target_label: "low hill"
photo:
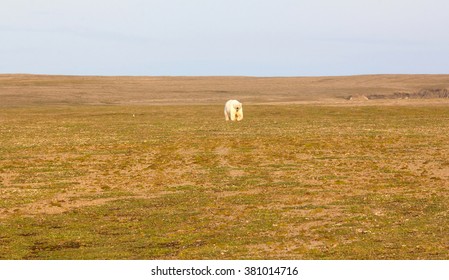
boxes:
[1,74,449,106]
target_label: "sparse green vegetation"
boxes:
[1,105,449,259]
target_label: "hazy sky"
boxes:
[1,0,449,76]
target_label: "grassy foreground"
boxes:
[1,105,448,259]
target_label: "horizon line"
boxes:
[2,72,449,78]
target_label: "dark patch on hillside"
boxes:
[367,88,449,100]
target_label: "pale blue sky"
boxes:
[1,0,449,76]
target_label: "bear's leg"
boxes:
[230,109,236,121]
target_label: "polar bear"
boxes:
[224,99,243,121]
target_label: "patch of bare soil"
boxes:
[347,95,369,101]
[19,195,132,216]
[1,186,179,218]
[407,160,449,181]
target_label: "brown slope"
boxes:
[1,74,449,107]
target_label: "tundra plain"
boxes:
[1,74,449,259]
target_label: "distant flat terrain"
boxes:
[1,74,449,107]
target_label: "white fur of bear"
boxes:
[224,100,243,121]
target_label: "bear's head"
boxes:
[233,103,242,112]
